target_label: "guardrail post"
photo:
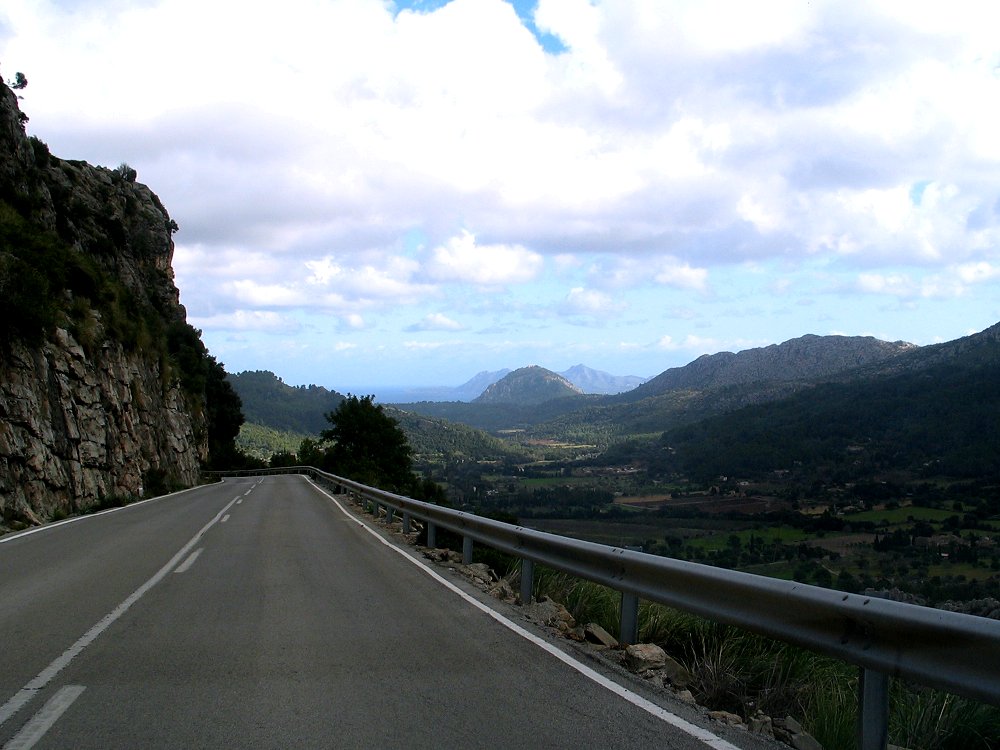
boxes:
[462,535,473,564]
[386,506,395,524]
[519,558,534,605]
[426,521,437,549]
[402,512,411,534]
[620,591,639,645]
[858,668,889,750]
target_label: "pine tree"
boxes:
[320,395,413,491]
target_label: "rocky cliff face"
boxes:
[0,79,211,528]
[0,329,205,525]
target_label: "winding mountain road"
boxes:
[0,475,780,749]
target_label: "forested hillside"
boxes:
[227,370,344,434]
[643,323,1000,482]
[387,408,535,466]
[229,369,536,466]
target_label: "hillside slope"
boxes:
[620,334,914,402]
[647,321,1000,480]
[228,370,344,435]
[388,408,535,464]
[474,365,583,405]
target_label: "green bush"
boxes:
[29,136,50,168]
[0,251,54,346]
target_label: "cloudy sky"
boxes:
[3,1,999,392]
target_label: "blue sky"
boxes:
[3,0,1000,391]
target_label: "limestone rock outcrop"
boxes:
[0,76,212,528]
[0,328,204,525]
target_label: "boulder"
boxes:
[749,711,775,739]
[487,579,517,603]
[466,563,497,583]
[708,710,745,728]
[583,623,619,648]
[525,597,576,630]
[776,717,824,750]
[659,654,691,687]
[624,643,667,671]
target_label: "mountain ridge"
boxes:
[618,334,915,403]
[646,322,1000,480]
[375,364,643,403]
[393,332,930,437]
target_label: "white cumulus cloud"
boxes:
[425,230,543,286]
[406,313,465,332]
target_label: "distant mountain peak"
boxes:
[559,364,646,395]
[458,368,512,399]
[473,365,583,405]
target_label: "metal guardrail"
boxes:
[209,466,1000,750]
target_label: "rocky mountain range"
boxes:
[373,364,643,403]
[389,332,928,435]
[226,320,1000,479]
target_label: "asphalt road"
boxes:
[0,475,781,749]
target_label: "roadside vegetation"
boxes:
[523,570,1000,750]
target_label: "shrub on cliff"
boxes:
[166,320,244,468]
[0,195,245,468]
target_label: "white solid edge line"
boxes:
[0,482,217,546]
[305,476,741,750]
[0,496,240,728]
[3,685,86,750]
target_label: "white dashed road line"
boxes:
[3,685,85,750]
[0,496,239,729]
